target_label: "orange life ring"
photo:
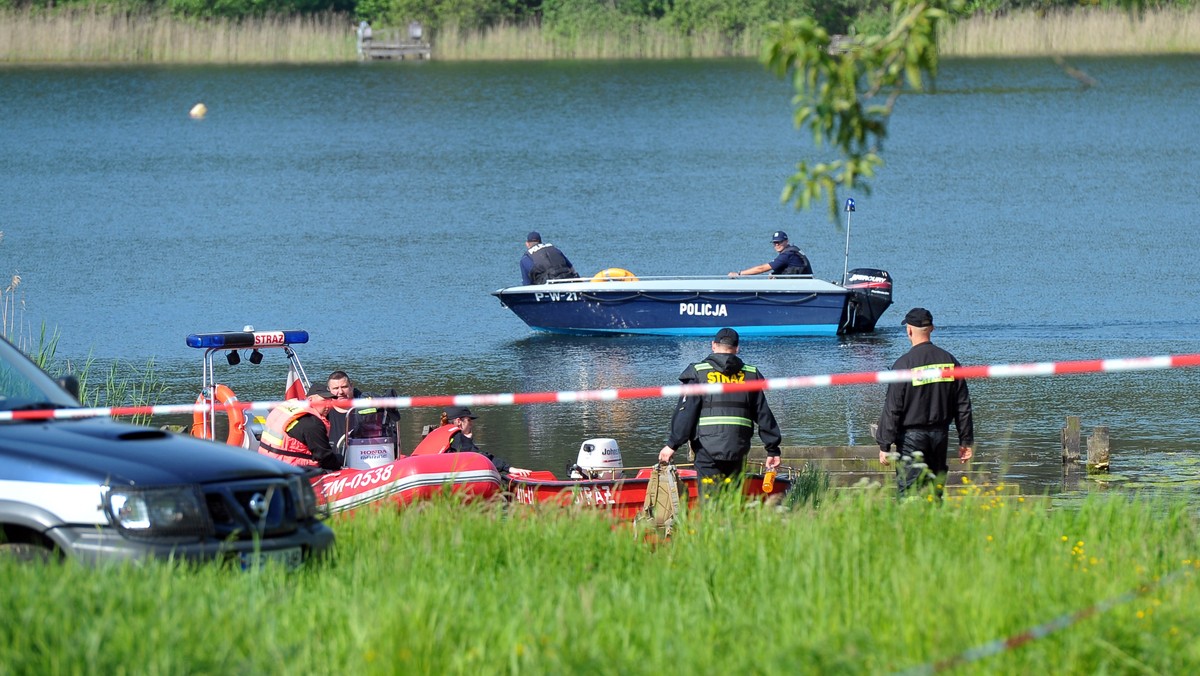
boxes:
[191,384,247,447]
[591,267,638,282]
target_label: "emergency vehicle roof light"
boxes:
[186,330,309,350]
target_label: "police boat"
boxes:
[492,267,892,337]
[186,328,503,514]
[494,200,891,337]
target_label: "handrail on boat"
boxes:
[539,274,815,284]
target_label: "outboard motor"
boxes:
[567,438,623,480]
[841,268,894,333]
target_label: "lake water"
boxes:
[3,57,1199,495]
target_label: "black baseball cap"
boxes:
[526,231,541,243]
[307,386,334,399]
[713,327,740,346]
[901,307,934,327]
[771,231,788,243]
[445,406,478,420]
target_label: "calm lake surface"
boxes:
[3,57,1199,495]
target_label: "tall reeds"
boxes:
[7,7,1197,63]
[0,233,164,419]
[0,8,356,63]
[941,8,1200,56]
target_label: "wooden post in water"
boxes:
[1087,426,1110,473]
[1061,416,1081,463]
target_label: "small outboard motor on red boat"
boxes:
[841,268,894,333]
[567,438,623,480]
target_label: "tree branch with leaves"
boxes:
[761,0,965,221]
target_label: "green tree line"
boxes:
[5,0,1195,36]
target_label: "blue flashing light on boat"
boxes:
[186,330,309,349]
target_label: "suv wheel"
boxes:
[0,543,57,563]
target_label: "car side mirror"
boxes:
[56,375,81,401]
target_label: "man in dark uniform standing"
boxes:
[728,230,812,278]
[520,231,579,285]
[875,307,975,497]
[658,328,783,482]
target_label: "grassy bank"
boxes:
[2,490,1197,673]
[2,7,1199,63]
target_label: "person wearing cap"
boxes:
[658,327,783,483]
[875,307,975,497]
[438,406,532,477]
[520,231,579,286]
[258,386,341,471]
[728,230,812,279]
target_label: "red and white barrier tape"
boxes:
[6,352,1200,422]
[894,565,1195,675]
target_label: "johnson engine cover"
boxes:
[569,438,623,480]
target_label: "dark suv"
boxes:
[0,337,333,565]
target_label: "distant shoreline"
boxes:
[2,8,1198,64]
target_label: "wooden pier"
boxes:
[362,39,431,60]
[359,22,431,61]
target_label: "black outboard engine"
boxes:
[840,268,893,333]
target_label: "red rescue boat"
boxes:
[186,328,503,515]
[506,438,790,518]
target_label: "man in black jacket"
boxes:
[658,328,783,481]
[520,231,579,285]
[876,307,975,497]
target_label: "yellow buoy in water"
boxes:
[189,103,207,119]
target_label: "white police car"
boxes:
[0,336,333,565]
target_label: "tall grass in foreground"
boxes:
[1,491,1197,673]
[4,7,1199,63]
[941,8,1200,56]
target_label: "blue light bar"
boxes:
[186,330,309,349]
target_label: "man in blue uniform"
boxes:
[658,328,783,481]
[875,307,975,497]
[728,230,812,278]
[520,231,579,285]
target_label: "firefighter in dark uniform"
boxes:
[658,328,783,482]
[520,231,579,285]
[875,307,975,497]
[728,230,812,278]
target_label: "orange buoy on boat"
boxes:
[191,384,246,447]
[591,267,638,282]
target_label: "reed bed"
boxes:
[2,488,1197,673]
[7,7,1197,63]
[941,7,1200,56]
[0,8,355,63]
[434,21,766,61]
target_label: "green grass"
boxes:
[2,490,1197,673]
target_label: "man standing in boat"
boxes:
[520,231,579,285]
[727,230,812,278]
[875,307,975,498]
[658,328,782,482]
